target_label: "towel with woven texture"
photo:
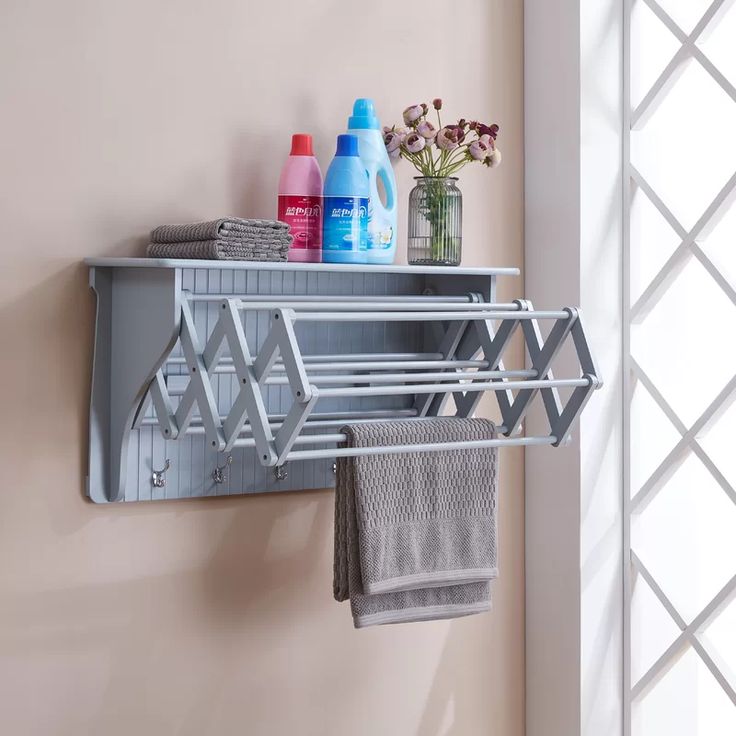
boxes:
[333,418,499,628]
[147,217,292,261]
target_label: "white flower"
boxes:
[479,133,493,147]
[469,140,490,161]
[416,120,437,139]
[488,148,502,168]
[404,133,426,153]
[436,126,460,151]
[403,104,424,125]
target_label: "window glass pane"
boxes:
[630,0,681,110]
[630,62,736,231]
[632,454,736,620]
[696,3,736,88]
[628,187,681,307]
[634,648,736,736]
[630,571,682,684]
[629,379,681,497]
[698,201,736,289]
[701,597,736,685]
[655,0,713,34]
[630,258,736,426]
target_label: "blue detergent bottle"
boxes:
[347,98,398,265]
[322,134,369,264]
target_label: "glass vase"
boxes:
[407,177,462,266]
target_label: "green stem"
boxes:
[437,147,468,176]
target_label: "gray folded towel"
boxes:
[334,418,499,628]
[151,217,290,243]
[147,239,291,261]
[147,217,293,261]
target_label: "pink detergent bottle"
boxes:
[278,133,323,262]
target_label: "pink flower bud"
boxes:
[436,126,460,151]
[404,133,426,153]
[384,131,402,152]
[402,104,424,125]
[433,98,442,110]
[469,140,490,161]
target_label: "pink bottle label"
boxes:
[278,195,322,250]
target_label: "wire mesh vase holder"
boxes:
[86,259,601,503]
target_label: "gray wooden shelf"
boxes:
[86,258,599,504]
[84,257,521,278]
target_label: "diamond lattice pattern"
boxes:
[627,0,736,732]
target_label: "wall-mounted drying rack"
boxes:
[85,258,601,503]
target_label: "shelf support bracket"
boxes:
[87,266,181,503]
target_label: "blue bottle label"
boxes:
[323,196,369,251]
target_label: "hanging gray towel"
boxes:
[150,217,290,243]
[334,418,499,628]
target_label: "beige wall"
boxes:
[0,1,524,734]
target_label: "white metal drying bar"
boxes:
[316,377,591,399]
[140,407,421,428]
[232,300,524,312]
[165,356,491,372]
[188,293,476,301]
[187,292,502,305]
[286,435,561,462]
[245,368,538,385]
[166,416,510,440]
[162,368,540,394]
[281,309,571,322]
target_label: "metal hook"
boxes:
[152,459,171,488]
[332,462,337,476]
[213,454,233,485]
[274,464,288,482]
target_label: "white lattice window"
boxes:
[626,0,736,733]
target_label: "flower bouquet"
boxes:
[384,99,501,265]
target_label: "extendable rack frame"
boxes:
[86,258,601,503]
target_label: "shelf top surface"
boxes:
[84,257,520,278]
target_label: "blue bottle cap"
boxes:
[348,98,380,130]
[335,134,360,157]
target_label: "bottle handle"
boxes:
[372,167,395,212]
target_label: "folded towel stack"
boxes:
[334,418,499,628]
[146,217,293,261]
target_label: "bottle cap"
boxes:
[290,133,314,156]
[335,134,360,157]
[348,98,380,130]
